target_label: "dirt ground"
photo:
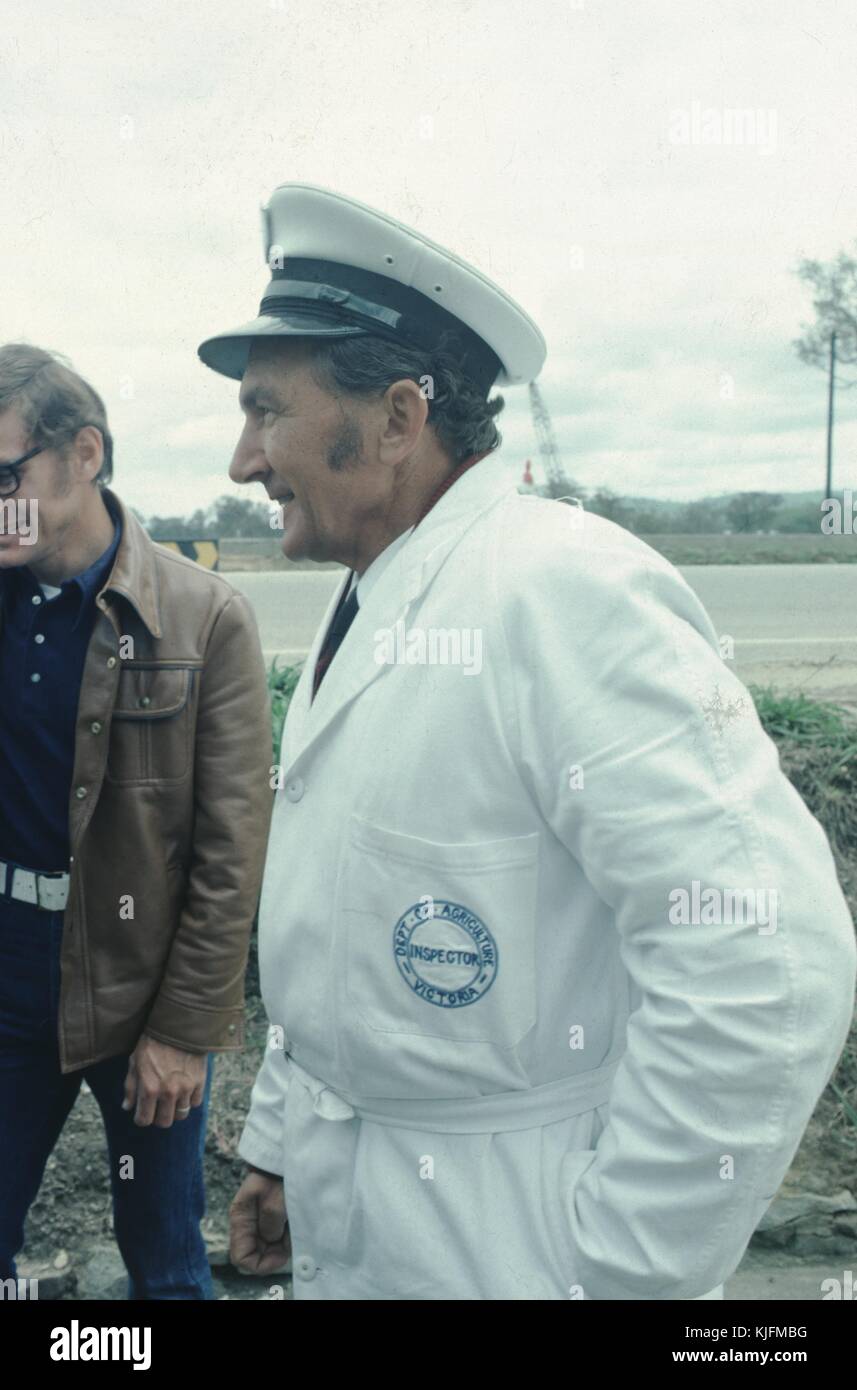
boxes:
[21,987,269,1278]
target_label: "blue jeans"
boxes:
[0,896,214,1300]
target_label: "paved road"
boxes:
[228,563,857,696]
[229,570,342,662]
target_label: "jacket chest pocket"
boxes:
[342,815,540,1046]
[105,665,195,786]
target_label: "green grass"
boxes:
[267,658,303,757]
[750,684,857,866]
[750,685,857,744]
[752,688,856,1175]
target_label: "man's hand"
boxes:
[123,1035,208,1128]
[229,1169,291,1275]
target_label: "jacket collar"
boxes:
[99,487,162,639]
[0,487,162,641]
[281,457,515,774]
[1,510,120,631]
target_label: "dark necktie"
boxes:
[312,582,359,698]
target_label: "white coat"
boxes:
[239,460,856,1300]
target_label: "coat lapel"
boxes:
[280,461,515,777]
[277,569,350,768]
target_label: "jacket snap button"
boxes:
[75,787,87,799]
[107,656,117,669]
[138,696,151,708]
[227,1023,236,1034]
[286,778,304,802]
[90,721,102,735]
[295,1255,316,1281]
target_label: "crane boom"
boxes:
[528,382,574,498]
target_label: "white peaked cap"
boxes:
[197,183,546,393]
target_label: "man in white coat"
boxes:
[199,184,856,1301]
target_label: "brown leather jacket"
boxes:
[0,488,274,1073]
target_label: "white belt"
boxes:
[0,860,70,911]
[285,1053,619,1134]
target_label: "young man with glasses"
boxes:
[0,343,273,1299]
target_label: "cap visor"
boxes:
[197,312,367,379]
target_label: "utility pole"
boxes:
[825,330,836,498]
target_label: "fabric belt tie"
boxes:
[284,1053,619,1134]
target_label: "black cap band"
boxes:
[260,258,503,396]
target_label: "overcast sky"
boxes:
[2,0,857,514]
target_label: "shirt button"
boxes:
[285,778,304,802]
[90,721,103,735]
[75,787,87,799]
[294,1255,317,1282]
[31,595,42,606]
[34,633,45,645]
[30,672,41,683]
[107,656,117,669]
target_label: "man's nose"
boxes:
[229,424,267,486]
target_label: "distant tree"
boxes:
[143,497,272,539]
[209,496,272,537]
[146,508,207,539]
[679,498,727,533]
[794,245,857,494]
[623,506,664,534]
[794,245,857,383]
[725,492,783,533]
[586,488,629,525]
[544,476,587,503]
[772,499,826,533]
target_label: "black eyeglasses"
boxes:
[0,445,45,498]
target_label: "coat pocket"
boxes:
[105,665,194,786]
[342,814,540,1047]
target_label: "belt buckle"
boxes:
[37,874,70,912]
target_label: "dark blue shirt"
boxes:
[0,509,122,872]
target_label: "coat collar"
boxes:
[0,487,162,641]
[99,487,162,639]
[280,457,515,775]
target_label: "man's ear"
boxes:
[378,378,429,466]
[70,425,104,483]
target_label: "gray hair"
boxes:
[307,333,505,465]
[0,343,113,484]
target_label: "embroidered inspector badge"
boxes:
[393,898,498,1007]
